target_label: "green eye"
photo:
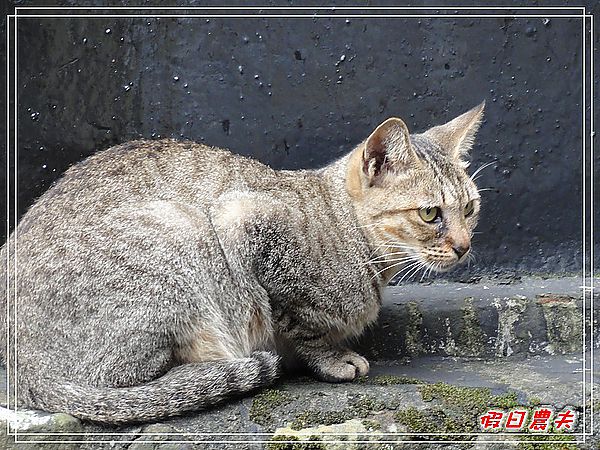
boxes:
[464,200,475,217]
[419,207,440,223]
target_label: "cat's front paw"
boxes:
[314,352,370,382]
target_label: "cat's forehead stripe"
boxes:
[411,135,468,206]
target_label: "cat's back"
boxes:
[16,139,277,234]
[51,139,273,203]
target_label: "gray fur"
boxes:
[0,105,484,423]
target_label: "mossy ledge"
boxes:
[290,395,386,430]
[266,434,326,450]
[354,374,422,385]
[249,389,295,427]
[394,382,521,440]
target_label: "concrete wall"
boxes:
[3,2,599,277]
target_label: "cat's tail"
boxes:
[30,351,280,424]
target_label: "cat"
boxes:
[0,102,484,423]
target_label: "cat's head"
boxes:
[346,102,485,282]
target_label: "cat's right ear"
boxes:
[362,118,417,184]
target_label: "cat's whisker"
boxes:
[419,263,430,283]
[423,264,431,281]
[467,250,478,264]
[428,263,438,279]
[363,255,415,267]
[421,260,438,282]
[470,161,496,181]
[370,258,420,281]
[384,244,414,252]
[396,260,425,284]
[364,255,413,266]
[400,263,425,284]
[367,248,412,260]
[477,188,496,193]
[369,240,409,256]
[370,250,411,259]
[368,241,414,260]
[385,259,421,283]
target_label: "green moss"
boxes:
[404,381,577,444]
[394,407,476,441]
[267,434,326,450]
[372,375,421,385]
[290,410,354,430]
[405,301,424,355]
[398,382,523,439]
[420,382,519,413]
[290,394,387,430]
[528,397,542,407]
[518,433,576,450]
[456,297,485,356]
[350,395,386,415]
[394,407,441,434]
[361,419,382,431]
[492,391,520,409]
[249,389,295,426]
[420,382,491,411]
[267,434,300,450]
[354,374,422,385]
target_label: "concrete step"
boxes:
[358,276,598,360]
[1,353,598,449]
[1,276,598,449]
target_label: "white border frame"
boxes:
[4,4,595,446]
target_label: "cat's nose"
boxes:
[452,244,470,259]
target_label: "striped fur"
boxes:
[0,103,484,423]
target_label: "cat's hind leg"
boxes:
[20,200,280,422]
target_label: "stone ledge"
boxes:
[1,277,598,448]
[1,353,598,449]
[358,276,598,359]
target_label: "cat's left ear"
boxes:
[424,101,485,164]
[362,117,418,183]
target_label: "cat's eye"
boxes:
[419,207,440,223]
[464,200,475,217]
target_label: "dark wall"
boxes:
[3,2,599,277]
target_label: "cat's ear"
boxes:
[424,101,485,163]
[362,117,417,182]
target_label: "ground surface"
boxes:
[1,276,598,449]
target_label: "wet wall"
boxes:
[2,3,599,278]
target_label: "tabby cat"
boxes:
[0,103,484,423]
